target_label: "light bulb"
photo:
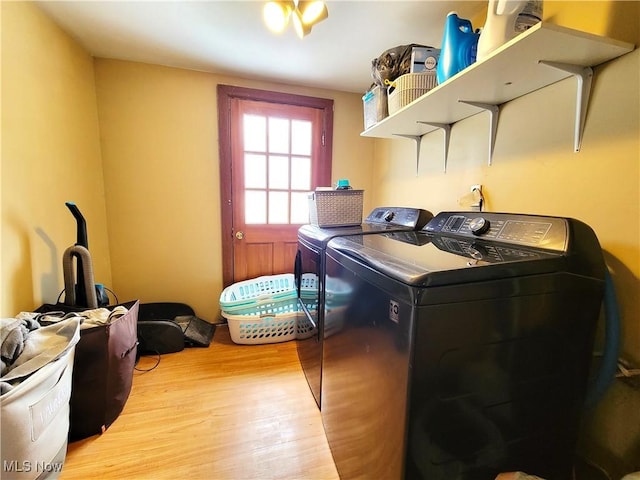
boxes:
[299,1,328,25]
[291,10,312,38]
[263,2,291,33]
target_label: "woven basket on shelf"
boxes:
[388,72,438,115]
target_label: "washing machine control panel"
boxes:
[423,212,570,252]
[468,217,491,236]
[365,207,433,229]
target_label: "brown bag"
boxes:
[371,43,430,88]
[36,301,139,441]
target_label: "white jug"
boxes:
[477,0,527,61]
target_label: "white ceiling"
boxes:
[35,1,486,94]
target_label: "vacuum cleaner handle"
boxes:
[65,201,88,249]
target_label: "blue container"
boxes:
[436,11,480,84]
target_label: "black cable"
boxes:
[56,285,119,306]
[103,286,119,305]
[134,330,163,373]
[134,352,161,373]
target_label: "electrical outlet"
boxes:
[469,184,483,211]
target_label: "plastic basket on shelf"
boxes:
[362,85,388,129]
[219,274,297,312]
[222,296,317,345]
[308,189,364,227]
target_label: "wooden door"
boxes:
[218,86,333,286]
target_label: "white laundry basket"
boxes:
[1,318,80,480]
[222,296,318,345]
[220,274,319,344]
[219,273,297,312]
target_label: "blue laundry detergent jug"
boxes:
[436,11,480,84]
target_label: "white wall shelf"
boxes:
[361,22,634,170]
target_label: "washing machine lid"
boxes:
[327,232,564,286]
[326,212,604,287]
[298,207,432,246]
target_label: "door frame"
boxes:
[217,85,334,287]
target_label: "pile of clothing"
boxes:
[1,306,128,392]
[1,317,40,379]
[1,315,82,393]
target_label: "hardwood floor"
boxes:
[60,324,339,480]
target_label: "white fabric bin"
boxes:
[1,318,80,480]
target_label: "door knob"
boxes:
[235,231,244,240]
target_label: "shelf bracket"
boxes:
[417,122,451,173]
[459,101,500,166]
[393,134,423,175]
[538,61,593,152]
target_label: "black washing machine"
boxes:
[321,211,605,480]
[294,207,433,408]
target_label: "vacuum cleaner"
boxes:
[62,202,109,308]
[62,202,215,354]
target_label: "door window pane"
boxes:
[291,156,311,190]
[244,115,266,152]
[269,191,289,223]
[245,154,266,188]
[269,155,289,189]
[245,190,266,224]
[242,110,319,225]
[291,192,310,224]
[268,117,289,154]
[291,120,311,155]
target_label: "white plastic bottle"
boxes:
[477,0,543,61]
[477,0,527,61]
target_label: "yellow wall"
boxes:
[372,1,639,476]
[2,0,638,475]
[375,0,639,368]
[1,0,373,319]
[1,2,112,315]
[93,60,373,319]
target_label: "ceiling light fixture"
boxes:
[263,1,328,38]
[263,1,294,33]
